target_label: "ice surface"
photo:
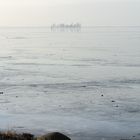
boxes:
[0,27,140,140]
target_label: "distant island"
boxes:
[51,23,81,31]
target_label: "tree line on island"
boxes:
[51,23,81,31]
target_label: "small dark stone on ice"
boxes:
[16,96,18,98]
[111,100,115,102]
[101,94,104,97]
[0,92,3,94]
[115,105,119,107]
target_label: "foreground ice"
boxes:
[0,27,140,140]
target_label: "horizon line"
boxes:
[0,25,140,28]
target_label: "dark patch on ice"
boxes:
[0,79,132,90]
[4,68,22,72]
[71,64,91,66]
[105,63,140,68]
[0,92,4,94]
[10,62,41,66]
[7,36,27,39]
[11,61,140,68]
[82,58,106,62]
[109,79,140,85]
[0,100,10,104]
[127,109,140,113]
[123,64,140,67]
[11,62,91,67]
[125,107,140,113]
[29,84,38,87]
[90,61,140,67]
[65,58,107,63]
[80,85,87,88]
[0,56,12,59]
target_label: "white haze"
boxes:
[0,0,140,26]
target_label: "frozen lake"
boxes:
[0,27,140,140]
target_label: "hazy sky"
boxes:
[0,0,140,26]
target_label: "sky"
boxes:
[0,0,140,26]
